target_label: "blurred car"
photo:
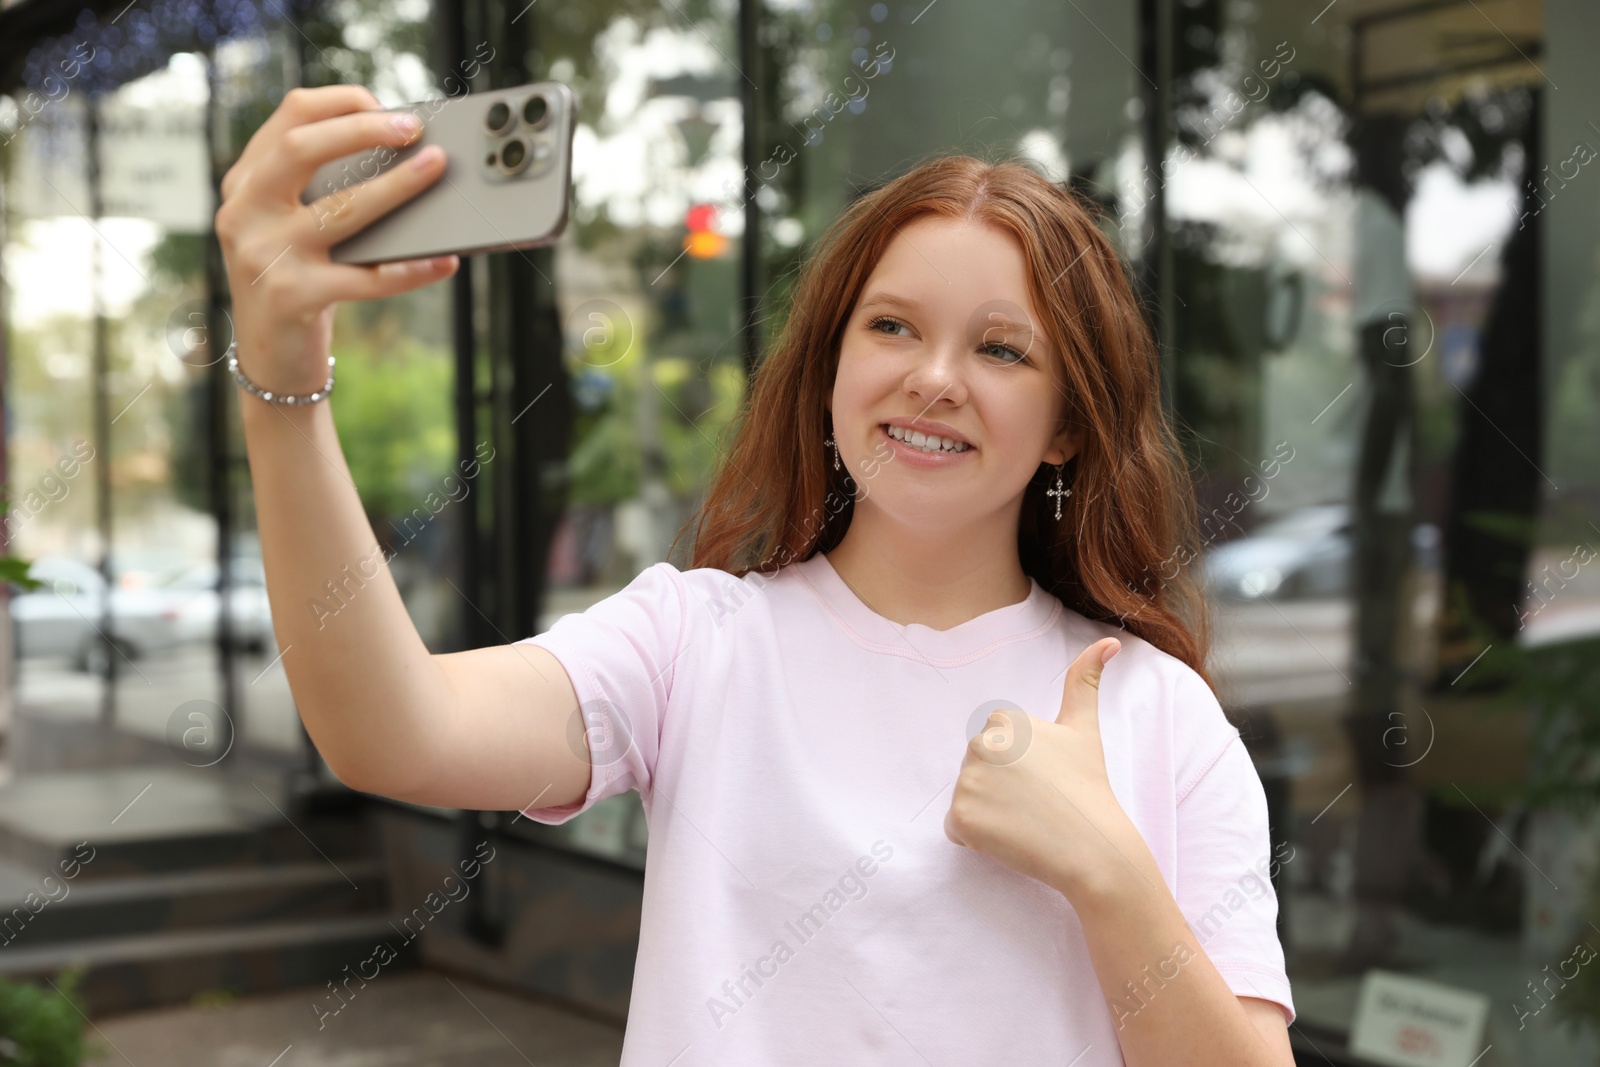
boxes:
[9,556,185,673]
[1204,504,1353,600]
[162,556,275,653]
[10,554,275,674]
[1203,503,1442,601]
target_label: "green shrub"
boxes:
[0,970,87,1067]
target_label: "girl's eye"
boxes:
[982,341,1028,365]
[866,314,1030,365]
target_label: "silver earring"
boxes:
[826,432,840,471]
[1046,463,1071,520]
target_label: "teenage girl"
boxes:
[218,84,1296,1065]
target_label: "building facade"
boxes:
[1,0,1597,1062]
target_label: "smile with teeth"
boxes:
[884,424,972,454]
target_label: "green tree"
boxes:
[328,331,456,527]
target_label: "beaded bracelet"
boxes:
[225,340,335,406]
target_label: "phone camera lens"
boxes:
[485,101,513,134]
[521,94,549,129]
[499,136,529,173]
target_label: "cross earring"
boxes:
[1046,463,1071,520]
[826,432,840,471]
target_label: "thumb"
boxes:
[1056,637,1121,726]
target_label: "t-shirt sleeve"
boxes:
[1171,670,1297,1026]
[511,561,687,825]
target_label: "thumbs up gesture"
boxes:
[943,636,1155,902]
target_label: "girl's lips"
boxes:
[877,423,976,468]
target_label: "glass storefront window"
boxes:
[1160,0,1600,1061]
[4,47,232,758]
[4,82,108,732]
[3,10,310,777]
[547,4,747,601]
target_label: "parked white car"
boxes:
[1204,504,1354,600]
[10,554,276,673]
[10,556,185,672]
[161,557,275,653]
[1203,503,1441,601]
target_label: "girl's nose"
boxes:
[904,342,968,407]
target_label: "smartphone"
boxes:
[299,81,576,265]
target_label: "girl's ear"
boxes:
[1045,422,1083,466]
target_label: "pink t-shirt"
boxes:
[516,551,1294,1064]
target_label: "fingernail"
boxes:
[410,144,442,169]
[391,113,421,138]
[1099,640,1121,667]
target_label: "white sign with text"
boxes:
[1349,970,1489,1067]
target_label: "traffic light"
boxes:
[684,203,727,259]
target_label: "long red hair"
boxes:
[672,153,1213,688]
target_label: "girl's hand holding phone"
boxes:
[214,85,459,400]
[944,637,1162,903]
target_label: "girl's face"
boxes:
[829,216,1080,528]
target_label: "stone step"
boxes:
[0,767,375,880]
[0,856,387,949]
[0,914,422,1016]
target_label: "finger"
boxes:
[256,107,429,213]
[299,141,448,247]
[226,85,382,199]
[318,254,461,305]
[1055,637,1121,726]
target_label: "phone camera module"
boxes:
[521,94,549,130]
[479,91,558,183]
[485,101,514,134]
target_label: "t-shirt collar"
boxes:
[792,550,1062,665]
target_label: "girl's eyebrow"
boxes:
[862,291,1036,333]
[857,291,922,313]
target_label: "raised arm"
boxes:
[218,85,588,813]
